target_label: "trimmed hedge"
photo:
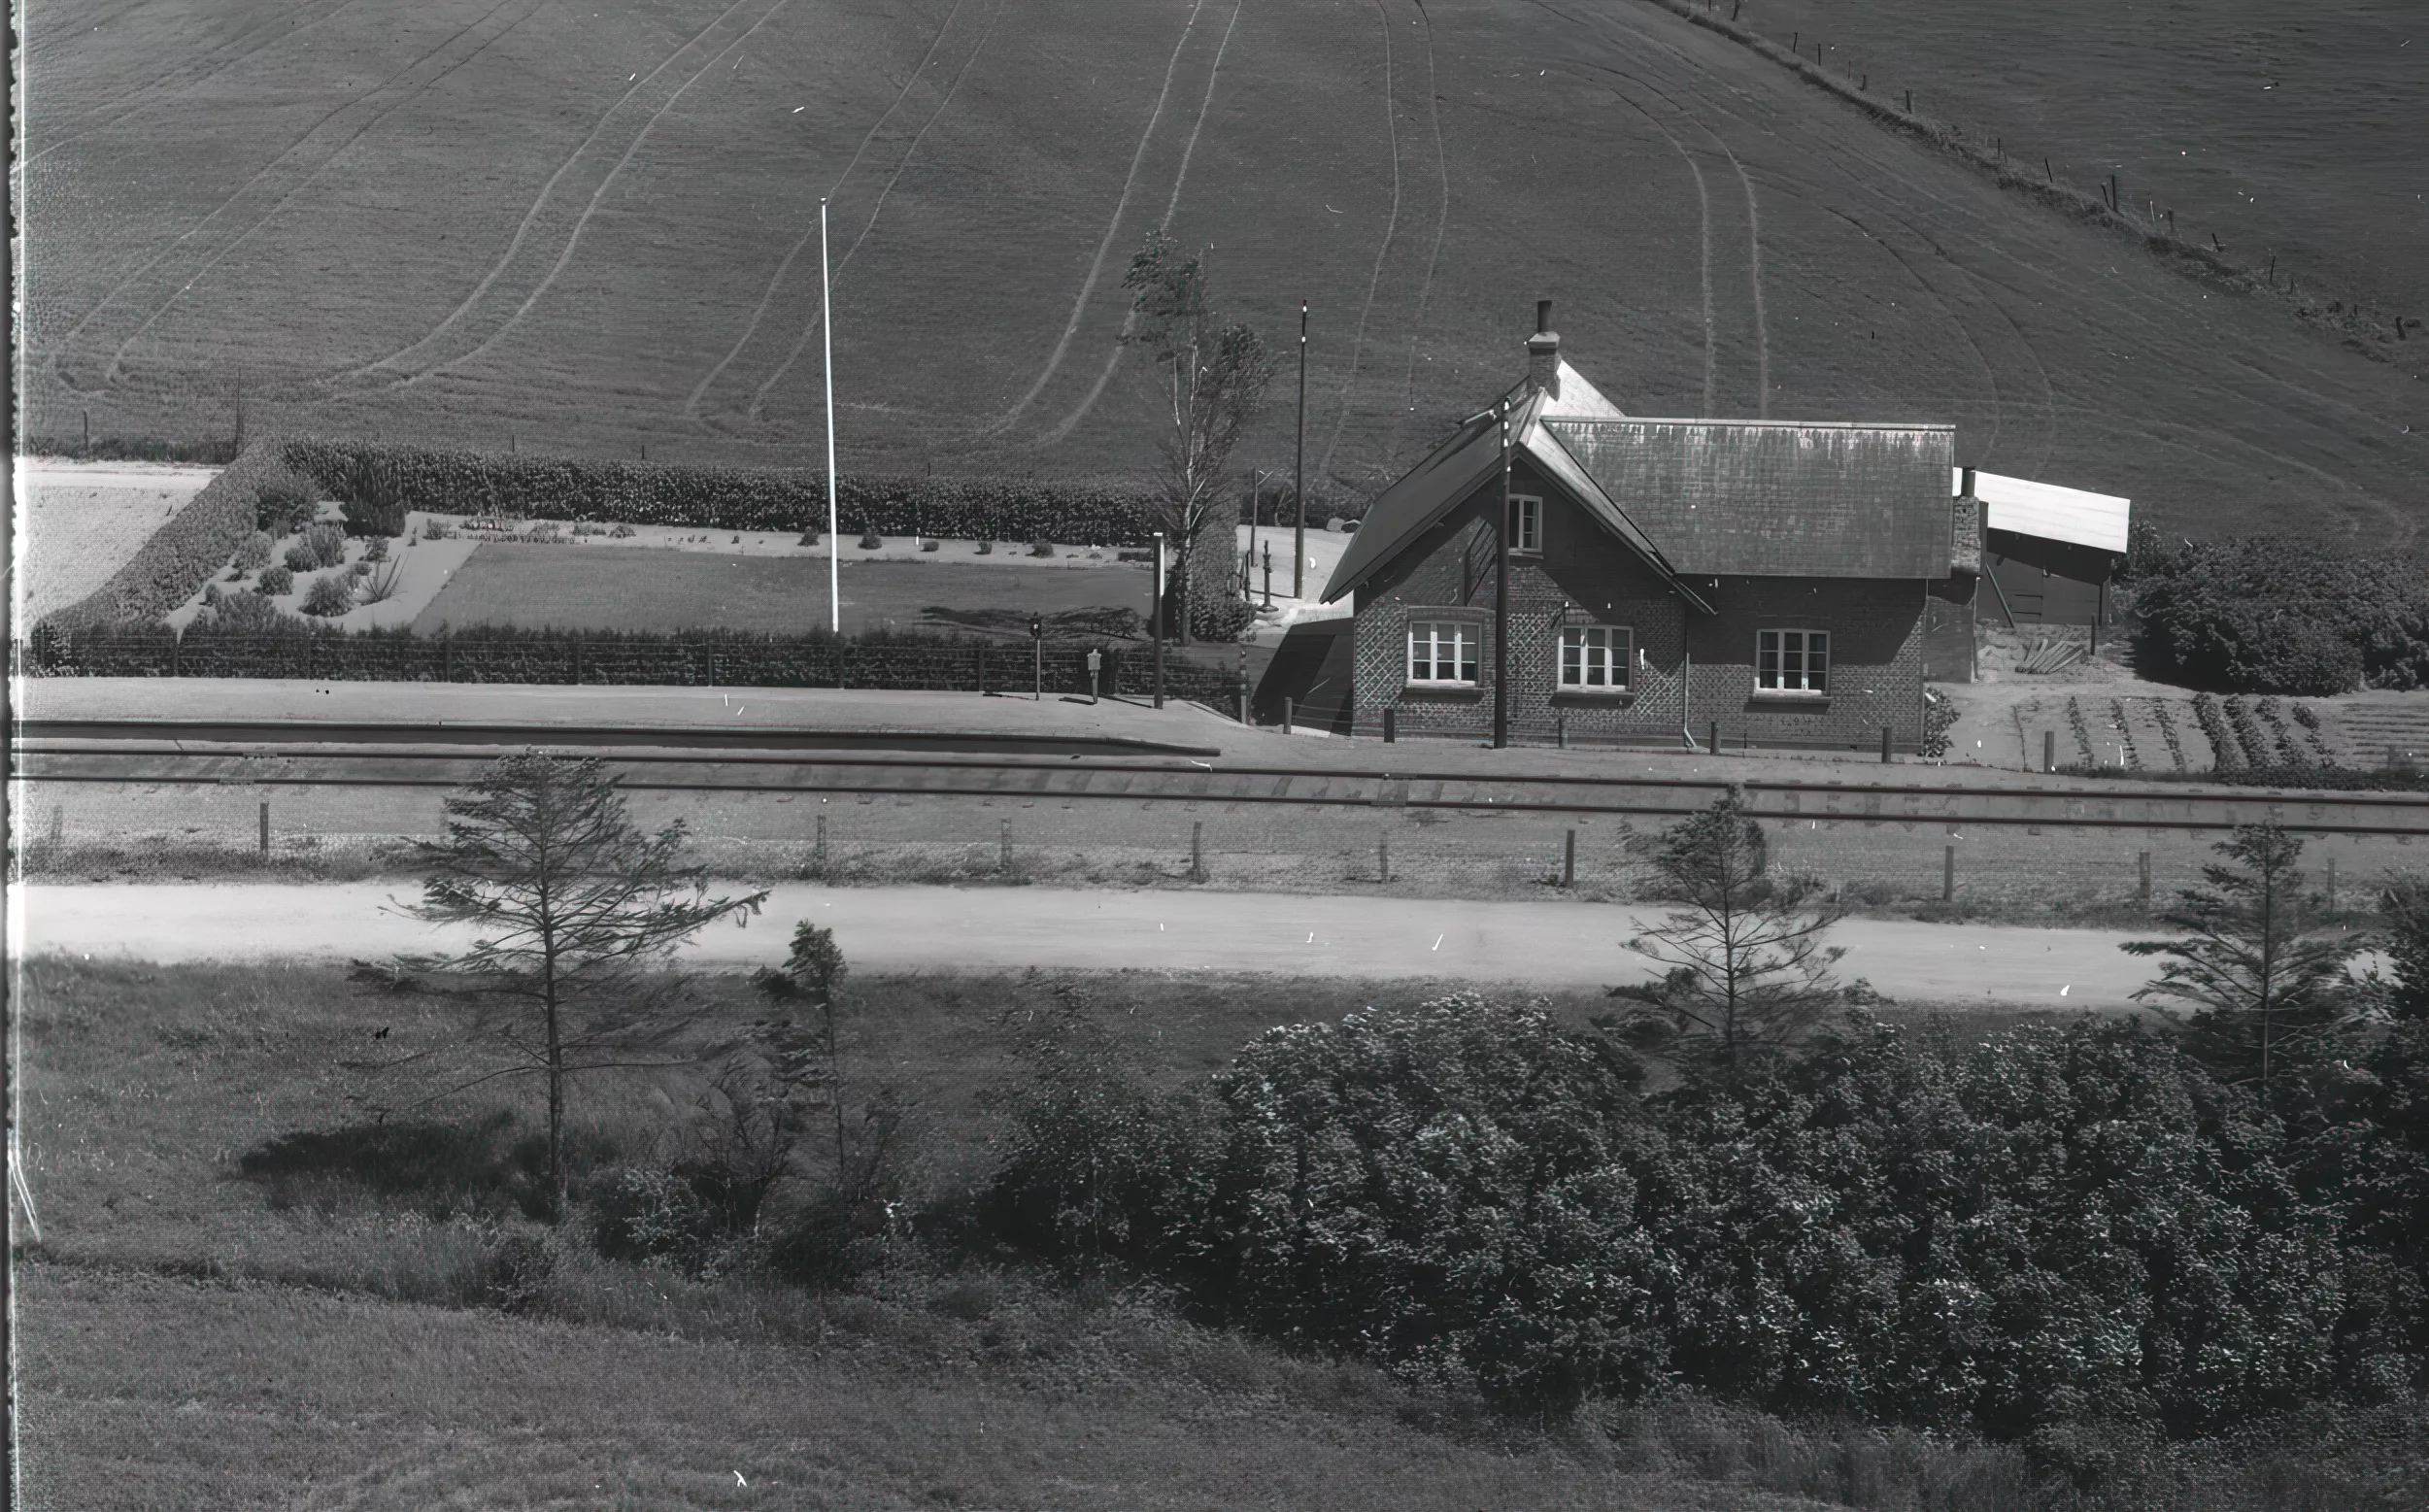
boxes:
[23,623,1246,705]
[2056,761,2429,792]
[2131,536,2429,694]
[282,439,1165,545]
[41,435,298,631]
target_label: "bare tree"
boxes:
[393,753,768,1214]
[1122,230,1273,643]
[1602,793,1872,1073]
[2122,823,2361,1089]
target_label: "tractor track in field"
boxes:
[980,0,1220,441]
[752,0,1014,423]
[1313,0,1407,488]
[1034,0,1248,452]
[681,0,976,422]
[1566,66,1717,414]
[328,0,776,389]
[45,0,538,393]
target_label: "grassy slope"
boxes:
[18,0,2427,549]
[19,958,1940,1512]
[411,547,1153,635]
[1712,0,2429,320]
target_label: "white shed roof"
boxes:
[1956,468,2131,554]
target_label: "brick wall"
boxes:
[1348,459,1932,748]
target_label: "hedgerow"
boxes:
[2131,536,2429,693]
[281,439,1164,545]
[41,435,302,631]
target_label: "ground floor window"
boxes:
[1558,624,1630,689]
[1407,620,1479,684]
[1757,628,1829,691]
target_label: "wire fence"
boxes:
[19,633,1247,706]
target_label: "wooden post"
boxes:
[444,638,454,682]
[1557,714,1568,749]
[1191,821,1204,883]
[999,819,1013,873]
[1942,844,1955,901]
[572,637,582,685]
[1383,706,1397,744]
[2139,851,2152,911]
[1881,725,1893,763]
[171,632,180,678]
[1236,674,1247,724]
[259,801,270,857]
[1378,832,1390,885]
[1563,829,1576,889]
[1708,720,1719,757]
[1283,696,1294,734]
[2043,729,2056,773]
[815,815,829,877]
[977,643,988,694]
[2327,856,2338,915]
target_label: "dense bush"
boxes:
[299,574,354,617]
[363,535,389,563]
[1187,593,1256,644]
[255,478,315,537]
[256,564,294,596]
[234,531,273,573]
[279,439,1163,544]
[2131,536,2429,693]
[858,532,883,550]
[985,994,2425,1446]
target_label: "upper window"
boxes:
[1558,625,1631,689]
[1757,629,1829,692]
[1512,494,1542,554]
[1407,621,1479,684]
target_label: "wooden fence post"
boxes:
[815,814,828,878]
[1564,829,1576,889]
[2326,856,2338,914]
[999,819,1013,873]
[1378,832,1391,885]
[2043,730,2056,773]
[1881,725,1893,763]
[2139,851,2152,912]
[260,801,270,857]
[1943,844,1955,901]
[1191,821,1204,883]
[1383,707,1397,744]
[1283,696,1294,734]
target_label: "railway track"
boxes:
[16,740,2429,836]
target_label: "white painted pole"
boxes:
[822,197,840,634]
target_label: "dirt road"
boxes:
[12,882,2177,1006]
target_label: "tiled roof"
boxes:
[1547,418,1956,578]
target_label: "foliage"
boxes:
[2382,873,2429,1022]
[40,434,282,632]
[255,564,294,596]
[1604,794,1870,1074]
[299,521,348,570]
[1029,538,1054,557]
[279,439,1164,545]
[255,478,316,537]
[1920,687,1958,758]
[234,531,274,573]
[299,574,355,617]
[2130,536,2429,693]
[388,754,769,1214]
[327,449,410,536]
[857,531,883,550]
[1122,230,1272,644]
[191,587,294,632]
[1186,592,1255,643]
[2122,824,2364,1088]
[363,535,389,563]
[358,560,404,605]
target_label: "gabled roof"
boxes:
[1546,418,1955,578]
[1960,468,2131,554]
[1319,390,1704,608]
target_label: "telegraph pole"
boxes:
[1293,300,1307,598]
[821,197,840,634]
[1493,398,1512,750]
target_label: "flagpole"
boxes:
[1292,301,1307,598]
[822,197,839,635]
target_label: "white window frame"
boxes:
[1556,623,1631,691]
[1406,619,1481,685]
[1757,628,1829,693]
[1511,494,1542,554]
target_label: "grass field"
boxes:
[17,0,2427,551]
[1717,0,2429,321]
[411,546,1155,636]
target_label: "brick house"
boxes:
[1317,305,1977,751]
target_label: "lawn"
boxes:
[412,547,1153,636]
[17,0,2425,551]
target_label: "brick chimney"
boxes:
[1527,299,1560,399]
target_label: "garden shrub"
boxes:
[254,478,315,537]
[797,529,820,547]
[858,532,884,550]
[2131,536,2429,692]
[278,440,1162,544]
[256,564,294,595]
[975,540,994,555]
[302,521,348,570]
[235,531,273,573]
[363,535,389,563]
[282,543,317,574]
[1029,539,1055,557]
[1187,594,1256,643]
[610,522,636,538]
[1920,688,1958,758]
[192,588,295,632]
[299,574,354,617]
[921,538,941,553]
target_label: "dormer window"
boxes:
[1512,494,1542,554]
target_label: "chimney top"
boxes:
[1527,299,1560,398]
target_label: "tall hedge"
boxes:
[40,434,295,631]
[281,439,1163,545]
[2130,536,2429,694]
